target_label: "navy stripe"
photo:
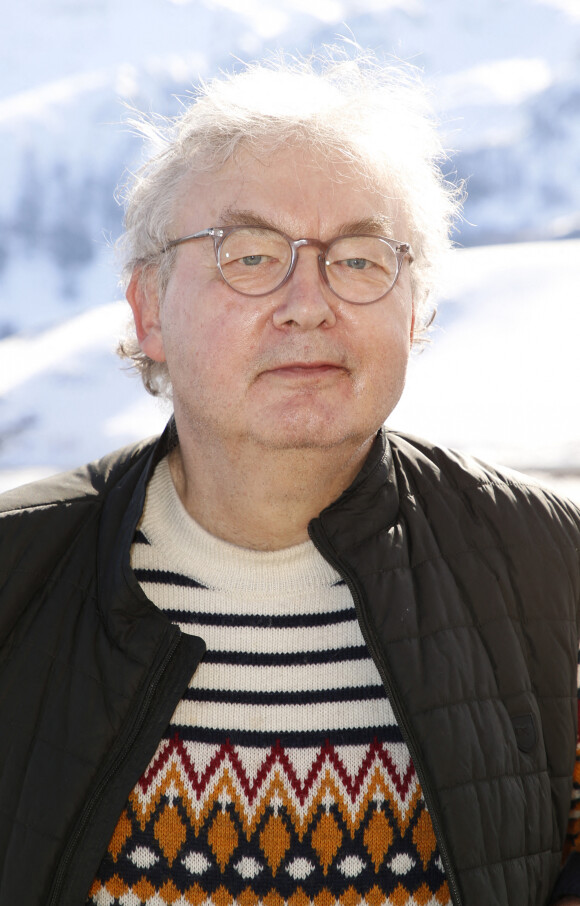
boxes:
[163,724,403,748]
[162,606,356,629]
[134,568,207,589]
[133,529,150,545]
[183,684,385,706]
[203,645,369,667]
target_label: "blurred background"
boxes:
[1,0,579,497]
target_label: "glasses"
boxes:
[163,225,413,305]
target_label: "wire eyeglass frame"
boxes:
[162,225,413,304]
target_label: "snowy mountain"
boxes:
[2,0,580,334]
[1,0,579,494]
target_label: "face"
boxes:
[130,145,414,458]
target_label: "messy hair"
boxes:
[117,47,463,397]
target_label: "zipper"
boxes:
[309,521,463,906]
[47,630,181,906]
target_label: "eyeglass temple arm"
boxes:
[396,242,413,263]
[163,228,219,252]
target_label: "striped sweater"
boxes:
[87,457,450,906]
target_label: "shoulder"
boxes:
[0,435,159,520]
[386,429,580,545]
[0,434,164,642]
[0,435,162,568]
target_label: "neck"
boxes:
[167,433,374,551]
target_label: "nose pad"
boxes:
[317,253,331,292]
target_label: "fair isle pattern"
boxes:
[562,650,580,863]
[87,458,450,906]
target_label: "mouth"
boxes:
[263,361,347,378]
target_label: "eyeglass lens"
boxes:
[218,228,399,303]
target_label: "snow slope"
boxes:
[1,0,579,496]
[394,238,580,470]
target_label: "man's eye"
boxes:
[344,257,372,270]
[240,254,269,266]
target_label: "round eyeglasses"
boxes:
[163,225,413,305]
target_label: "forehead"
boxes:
[173,143,402,239]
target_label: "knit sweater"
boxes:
[86,457,452,905]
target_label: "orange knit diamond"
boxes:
[87,880,100,898]
[390,883,410,905]
[288,889,311,906]
[314,890,334,906]
[213,886,234,906]
[340,885,362,905]
[364,810,393,872]
[436,880,452,903]
[105,874,129,897]
[107,809,132,861]
[184,882,207,905]
[412,810,437,869]
[154,803,187,866]
[260,814,290,876]
[414,882,435,905]
[263,891,285,906]
[159,880,181,903]
[311,813,342,875]
[208,812,239,871]
[238,887,260,906]
[365,885,387,906]
[132,878,156,900]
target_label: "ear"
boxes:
[126,266,166,363]
[409,298,416,347]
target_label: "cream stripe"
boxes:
[173,620,364,654]
[190,659,383,693]
[135,581,354,617]
[172,697,396,733]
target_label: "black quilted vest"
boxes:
[310,431,580,905]
[1,425,579,905]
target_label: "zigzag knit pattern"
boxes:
[87,458,451,906]
[562,686,580,863]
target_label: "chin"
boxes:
[250,419,369,452]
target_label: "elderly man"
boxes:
[1,52,579,906]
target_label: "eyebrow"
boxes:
[218,207,396,239]
[220,208,276,230]
[339,215,396,237]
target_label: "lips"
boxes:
[263,361,346,377]
[272,361,341,370]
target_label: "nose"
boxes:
[271,250,337,330]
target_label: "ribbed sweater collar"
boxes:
[139,457,341,595]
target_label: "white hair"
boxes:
[117,47,463,397]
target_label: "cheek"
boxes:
[354,297,413,364]
[368,334,410,386]
[162,294,256,387]
[350,310,413,408]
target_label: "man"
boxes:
[0,51,579,906]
